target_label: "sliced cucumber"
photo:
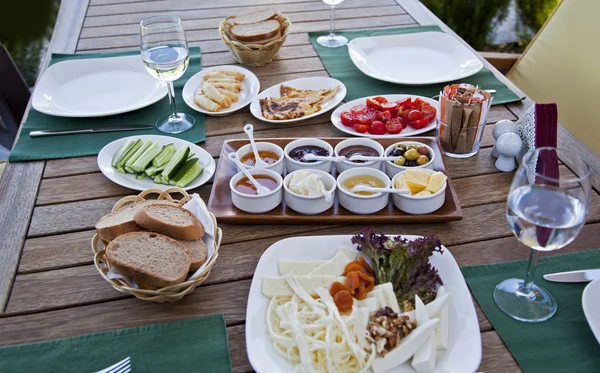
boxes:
[171,158,203,188]
[124,166,135,174]
[152,143,176,167]
[161,146,190,179]
[125,139,152,168]
[154,175,163,184]
[136,173,146,180]
[131,142,163,173]
[187,151,196,159]
[115,139,143,169]
[111,139,135,167]
[117,167,126,174]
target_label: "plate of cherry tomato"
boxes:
[331,94,438,138]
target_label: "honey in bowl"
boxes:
[234,175,278,195]
[240,150,279,166]
[343,175,385,196]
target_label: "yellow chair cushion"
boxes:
[507,0,600,155]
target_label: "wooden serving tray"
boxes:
[207,137,462,224]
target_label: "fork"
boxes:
[96,356,131,373]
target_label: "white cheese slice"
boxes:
[371,318,440,373]
[425,292,450,318]
[366,289,386,309]
[307,251,352,276]
[278,260,326,275]
[414,295,429,326]
[337,246,358,261]
[412,333,437,372]
[432,287,450,350]
[353,307,371,349]
[373,283,400,313]
[262,275,336,297]
[356,297,378,312]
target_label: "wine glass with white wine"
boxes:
[140,15,195,134]
[494,147,592,322]
[317,0,348,48]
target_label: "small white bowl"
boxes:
[384,141,435,178]
[337,168,390,215]
[283,169,336,215]
[391,169,447,215]
[284,138,334,173]
[334,138,385,173]
[229,168,283,214]
[236,142,284,175]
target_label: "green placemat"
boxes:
[462,249,600,373]
[0,314,232,372]
[309,26,524,105]
[9,47,205,162]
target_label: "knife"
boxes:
[29,125,153,137]
[543,269,600,283]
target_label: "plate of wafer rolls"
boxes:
[182,65,260,116]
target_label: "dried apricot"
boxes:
[345,272,360,294]
[359,256,374,275]
[333,290,353,312]
[343,261,366,275]
[356,271,375,285]
[329,281,347,297]
[354,283,367,300]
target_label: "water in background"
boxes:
[421,0,560,53]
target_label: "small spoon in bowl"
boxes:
[303,153,346,162]
[243,124,268,168]
[350,185,410,195]
[319,181,334,203]
[348,155,401,162]
[228,152,270,195]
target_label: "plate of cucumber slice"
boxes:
[98,135,216,191]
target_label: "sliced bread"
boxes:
[176,238,208,272]
[95,199,176,242]
[230,20,281,43]
[134,204,204,240]
[105,232,192,289]
[233,9,278,25]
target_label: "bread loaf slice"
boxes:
[233,9,278,25]
[105,232,192,289]
[95,199,176,242]
[230,20,280,43]
[134,204,204,240]
[176,238,208,272]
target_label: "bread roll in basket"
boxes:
[92,187,222,303]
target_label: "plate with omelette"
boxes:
[182,65,260,116]
[250,77,346,123]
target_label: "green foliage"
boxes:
[516,0,560,31]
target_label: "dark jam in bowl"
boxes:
[338,145,379,163]
[288,145,329,163]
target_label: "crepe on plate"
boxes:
[193,70,245,112]
[260,84,340,120]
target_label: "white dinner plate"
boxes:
[583,279,600,344]
[97,135,215,192]
[32,55,168,117]
[250,77,347,124]
[182,65,260,117]
[348,32,484,85]
[246,234,482,373]
[331,94,439,138]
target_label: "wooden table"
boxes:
[1,1,599,371]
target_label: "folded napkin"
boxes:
[308,25,524,105]
[9,47,206,162]
[462,249,600,373]
[0,314,232,373]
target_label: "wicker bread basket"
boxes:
[92,187,222,303]
[219,15,291,67]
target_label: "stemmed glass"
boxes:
[494,147,592,322]
[317,0,348,48]
[140,15,195,134]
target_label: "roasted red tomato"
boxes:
[377,110,392,123]
[380,101,398,115]
[409,118,430,129]
[421,105,437,121]
[351,104,368,115]
[368,121,387,135]
[354,109,377,125]
[385,118,404,134]
[396,98,412,108]
[413,98,426,109]
[340,111,354,127]
[353,122,370,133]
[366,96,388,110]
[407,109,423,122]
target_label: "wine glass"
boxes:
[494,147,592,322]
[140,15,195,134]
[317,0,348,48]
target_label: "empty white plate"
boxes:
[97,135,215,192]
[250,77,346,124]
[583,279,600,344]
[32,55,168,117]
[348,32,484,85]
[182,65,260,117]
[246,235,482,373]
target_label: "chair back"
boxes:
[0,44,30,150]
[507,0,600,154]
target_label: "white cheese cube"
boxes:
[307,251,352,276]
[412,333,437,372]
[373,283,400,313]
[278,260,326,275]
[337,246,358,261]
[262,275,336,297]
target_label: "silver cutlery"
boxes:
[96,356,131,373]
[29,125,153,137]
[543,269,600,283]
